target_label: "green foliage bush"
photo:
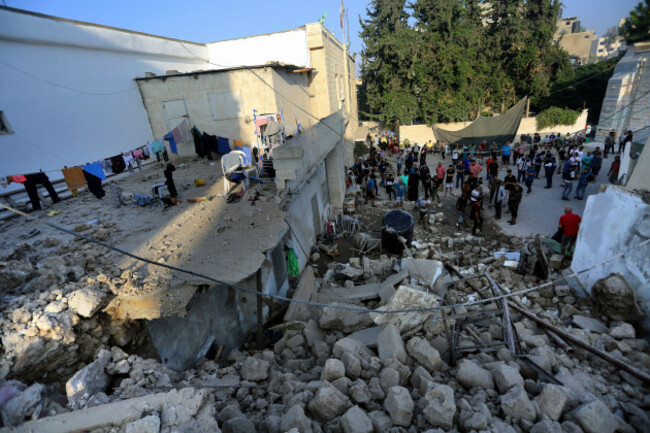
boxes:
[536,107,580,130]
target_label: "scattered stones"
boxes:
[370,286,439,332]
[322,358,346,381]
[492,363,524,393]
[308,383,351,422]
[384,386,413,427]
[422,384,455,429]
[66,350,111,408]
[67,287,107,318]
[341,405,374,433]
[569,399,630,433]
[500,385,536,421]
[456,359,494,390]
[0,383,44,427]
[609,322,635,339]
[377,324,407,363]
[125,415,161,433]
[281,405,313,433]
[240,357,270,381]
[572,315,609,334]
[320,303,373,333]
[406,337,442,372]
[591,274,643,322]
[534,384,567,421]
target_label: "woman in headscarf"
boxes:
[408,164,420,202]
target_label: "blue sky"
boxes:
[3,0,640,56]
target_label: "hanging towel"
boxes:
[233,139,243,148]
[109,155,126,174]
[217,136,231,154]
[61,167,87,190]
[171,126,182,144]
[11,175,27,184]
[179,119,191,143]
[82,162,106,181]
[165,133,178,154]
[151,140,164,154]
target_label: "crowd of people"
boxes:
[349,130,628,236]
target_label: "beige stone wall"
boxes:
[558,31,598,64]
[137,68,278,156]
[398,110,588,145]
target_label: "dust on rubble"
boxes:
[1,167,649,432]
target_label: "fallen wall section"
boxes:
[571,186,650,326]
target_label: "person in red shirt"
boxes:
[559,206,582,257]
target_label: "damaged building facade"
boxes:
[1,5,357,371]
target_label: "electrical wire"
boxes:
[0,60,138,96]
[1,201,647,315]
[546,64,617,95]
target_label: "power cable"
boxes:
[546,64,617,95]
[1,201,647,315]
[0,60,138,96]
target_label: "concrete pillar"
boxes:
[326,141,346,209]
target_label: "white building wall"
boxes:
[206,29,310,69]
[0,7,210,190]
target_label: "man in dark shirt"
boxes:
[507,181,523,225]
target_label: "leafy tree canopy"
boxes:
[621,0,650,44]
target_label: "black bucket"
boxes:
[382,209,415,254]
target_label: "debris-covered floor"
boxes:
[1,162,649,433]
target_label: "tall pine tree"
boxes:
[359,0,416,128]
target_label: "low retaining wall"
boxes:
[399,109,589,145]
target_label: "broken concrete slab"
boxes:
[406,337,442,372]
[284,265,317,322]
[307,382,351,422]
[377,324,407,363]
[456,359,494,390]
[66,350,110,408]
[534,384,567,421]
[320,303,373,333]
[591,273,643,322]
[346,326,380,348]
[341,405,374,433]
[572,315,609,334]
[370,286,439,333]
[423,384,456,429]
[0,383,44,427]
[67,287,107,318]
[569,399,631,433]
[333,337,374,359]
[500,385,536,421]
[400,259,443,288]
[240,357,270,381]
[7,388,207,433]
[609,322,636,339]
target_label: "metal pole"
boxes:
[256,268,264,348]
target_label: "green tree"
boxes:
[359,0,416,128]
[621,0,650,44]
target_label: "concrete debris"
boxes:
[377,324,407,363]
[423,384,456,429]
[341,405,374,433]
[1,185,649,433]
[370,285,439,332]
[319,303,373,333]
[591,273,644,322]
[384,386,413,427]
[308,382,351,422]
[456,359,495,390]
[66,349,111,408]
[569,399,632,433]
[67,287,107,318]
[405,337,442,372]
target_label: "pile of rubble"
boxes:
[1,201,649,432]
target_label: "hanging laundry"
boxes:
[202,133,219,155]
[171,125,182,144]
[82,169,105,199]
[164,133,178,154]
[11,175,27,184]
[101,159,113,175]
[178,119,192,143]
[22,172,61,211]
[82,162,106,181]
[61,167,87,190]
[151,140,163,154]
[191,125,205,158]
[233,139,243,148]
[109,155,126,174]
[217,136,231,155]
[164,163,178,198]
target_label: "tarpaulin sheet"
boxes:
[433,97,527,147]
